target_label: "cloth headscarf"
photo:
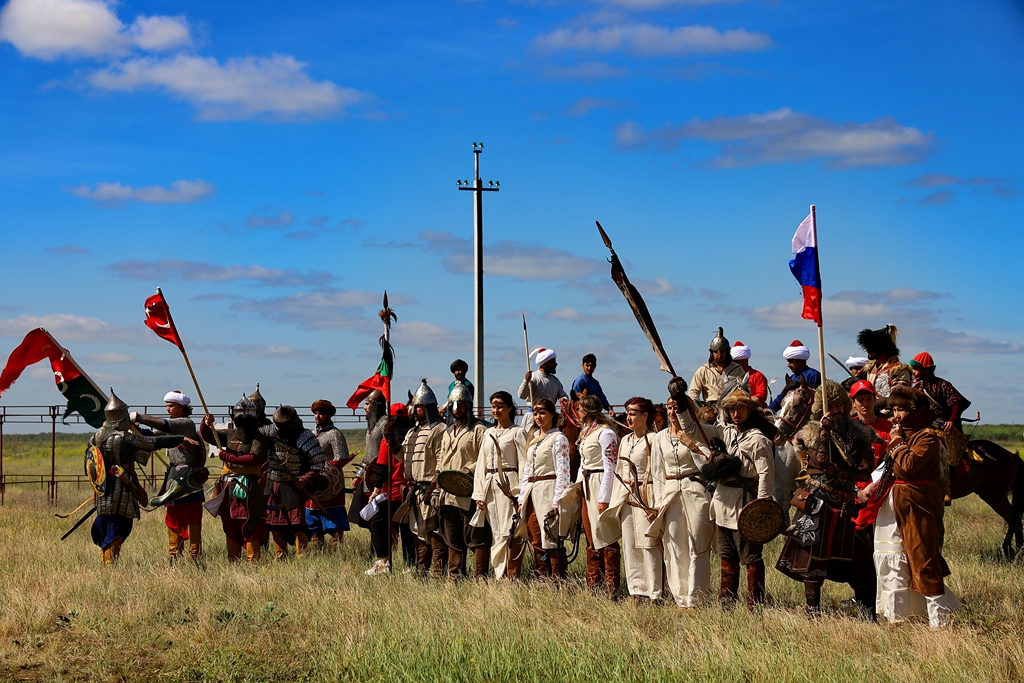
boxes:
[531,348,557,366]
[783,339,810,361]
[163,390,191,406]
[845,356,869,369]
[730,340,751,360]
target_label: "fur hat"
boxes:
[811,379,852,420]
[720,389,760,411]
[857,324,900,357]
[310,399,336,416]
[888,385,929,411]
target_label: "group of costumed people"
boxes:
[84,324,971,628]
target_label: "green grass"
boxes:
[1,484,1023,681]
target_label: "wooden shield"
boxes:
[310,462,346,506]
[738,497,785,544]
[437,470,474,497]
[84,444,106,496]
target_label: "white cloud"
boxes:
[0,0,190,60]
[85,54,365,120]
[392,321,471,352]
[601,0,741,6]
[540,306,631,324]
[245,210,295,229]
[541,61,627,81]
[533,23,770,57]
[230,289,414,331]
[566,97,620,117]
[616,108,935,168]
[421,230,603,281]
[70,179,215,205]
[200,343,321,361]
[85,352,135,364]
[0,313,151,343]
[106,259,333,287]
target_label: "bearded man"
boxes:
[857,325,912,410]
[432,383,488,578]
[261,405,328,559]
[201,386,273,562]
[776,380,879,619]
[401,380,446,575]
[687,328,745,406]
[132,390,205,563]
[90,391,185,564]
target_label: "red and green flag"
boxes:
[0,328,107,427]
[346,293,396,409]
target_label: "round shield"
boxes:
[84,444,106,496]
[437,470,474,497]
[311,462,346,504]
[738,497,785,544]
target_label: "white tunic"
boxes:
[518,429,570,550]
[575,423,619,550]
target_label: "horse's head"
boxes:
[773,374,814,444]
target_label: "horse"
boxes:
[771,375,816,524]
[951,440,1024,559]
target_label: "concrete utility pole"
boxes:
[457,142,499,413]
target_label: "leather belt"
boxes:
[582,468,603,476]
[666,473,700,480]
[526,474,556,483]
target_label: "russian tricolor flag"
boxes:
[789,210,822,325]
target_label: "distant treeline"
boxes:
[970,424,1024,444]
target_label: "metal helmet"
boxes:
[233,384,267,420]
[273,405,298,426]
[411,379,437,406]
[247,384,267,414]
[448,382,472,406]
[709,327,730,352]
[104,389,129,423]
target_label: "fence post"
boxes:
[0,410,5,505]
[49,405,57,505]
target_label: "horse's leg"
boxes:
[975,484,1020,560]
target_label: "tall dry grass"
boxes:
[1,484,1022,683]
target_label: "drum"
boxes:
[738,497,785,544]
[437,470,474,497]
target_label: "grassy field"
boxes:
[2,455,1024,681]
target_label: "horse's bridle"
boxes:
[776,389,814,437]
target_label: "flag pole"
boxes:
[522,315,534,407]
[811,205,829,415]
[156,287,222,450]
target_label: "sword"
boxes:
[828,354,854,377]
[60,506,96,541]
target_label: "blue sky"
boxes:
[1,0,1022,426]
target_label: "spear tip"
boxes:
[596,221,613,250]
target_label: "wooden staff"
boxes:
[809,206,829,416]
[155,287,222,450]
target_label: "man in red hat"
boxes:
[849,380,890,530]
[908,352,971,436]
[768,340,821,412]
[730,341,768,406]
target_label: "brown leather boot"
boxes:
[473,547,489,579]
[448,548,466,579]
[416,538,433,574]
[188,524,202,562]
[804,579,822,618]
[431,537,448,578]
[605,543,622,596]
[245,539,261,563]
[271,531,289,560]
[506,538,524,579]
[295,531,310,557]
[226,537,242,562]
[719,557,740,606]
[746,560,766,609]
[585,545,603,589]
[550,546,568,582]
[168,529,183,562]
[108,538,123,564]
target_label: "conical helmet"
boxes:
[412,379,437,406]
[247,384,267,415]
[273,405,298,426]
[104,389,129,422]
[448,382,472,406]
[365,389,386,406]
[709,326,729,352]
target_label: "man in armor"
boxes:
[687,328,746,407]
[776,380,878,618]
[432,382,488,578]
[307,399,353,551]
[132,390,205,563]
[262,405,329,559]
[350,389,389,530]
[857,325,912,411]
[90,390,186,564]
[401,379,446,575]
[201,386,273,563]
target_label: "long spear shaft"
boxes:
[522,315,534,406]
[810,206,829,416]
[156,287,222,450]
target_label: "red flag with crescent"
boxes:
[144,291,183,349]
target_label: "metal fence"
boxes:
[0,404,375,505]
